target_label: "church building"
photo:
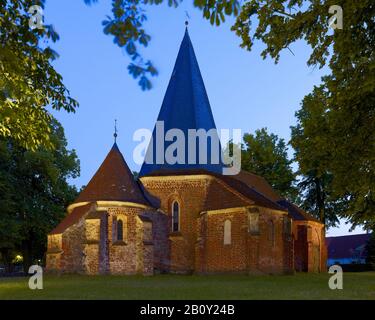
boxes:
[46,28,326,275]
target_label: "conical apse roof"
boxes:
[75,143,150,206]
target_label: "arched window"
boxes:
[117,219,123,241]
[224,220,231,245]
[249,213,259,234]
[172,201,180,232]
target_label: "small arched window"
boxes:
[249,213,259,234]
[117,219,123,241]
[172,201,180,232]
[224,220,231,245]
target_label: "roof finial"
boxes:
[114,119,118,143]
[185,11,190,28]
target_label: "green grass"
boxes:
[0,272,374,300]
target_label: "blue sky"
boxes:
[44,0,363,236]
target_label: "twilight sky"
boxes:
[44,0,363,236]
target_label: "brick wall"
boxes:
[46,177,324,275]
[292,221,326,272]
[141,176,209,273]
[196,207,291,274]
[146,211,169,272]
[141,175,294,275]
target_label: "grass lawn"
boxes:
[0,272,374,300]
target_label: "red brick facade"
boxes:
[46,30,326,276]
[47,173,325,275]
[293,221,326,272]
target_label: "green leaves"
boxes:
[0,118,79,265]
[0,0,78,151]
[231,0,375,230]
[231,0,335,65]
[291,81,375,229]
[84,0,242,89]
[241,128,297,201]
[195,0,240,26]
[128,60,158,90]
[98,0,158,90]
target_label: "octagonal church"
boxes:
[46,28,326,275]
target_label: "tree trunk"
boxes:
[315,177,326,225]
[21,239,33,274]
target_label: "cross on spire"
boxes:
[114,119,118,143]
[185,11,190,27]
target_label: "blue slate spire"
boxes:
[139,28,224,177]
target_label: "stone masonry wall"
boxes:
[83,218,101,274]
[46,234,63,272]
[47,204,162,275]
[60,218,85,273]
[107,206,156,275]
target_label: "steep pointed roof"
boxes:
[140,28,224,176]
[75,143,150,206]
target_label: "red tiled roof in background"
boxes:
[142,169,286,212]
[204,178,250,211]
[326,233,371,260]
[277,199,321,223]
[233,171,281,202]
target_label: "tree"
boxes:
[0,0,78,151]
[3,0,373,227]
[241,128,297,201]
[1,0,239,150]
[290,81,374,229]
[296,171,349,228]
[290,86,348,227]
[0,118,79,272]
[231,0,375,229]
[83,0,375,228]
